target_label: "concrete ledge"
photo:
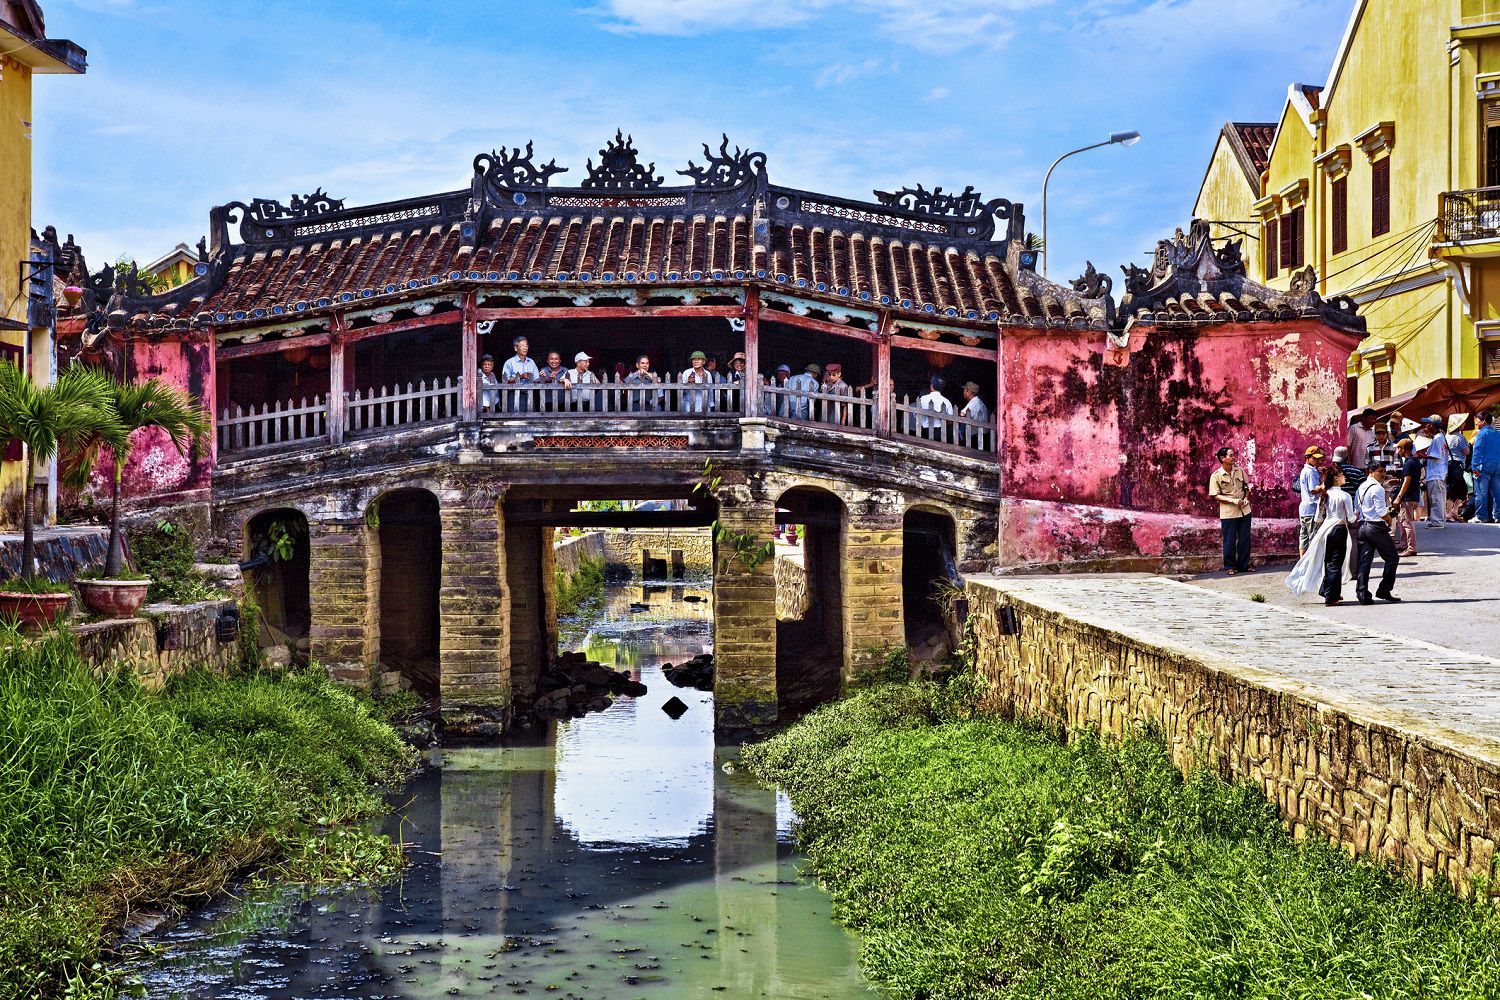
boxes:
[72,600,241,688]
[967,574,1500,894]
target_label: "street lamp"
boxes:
[1040,130,1141,277]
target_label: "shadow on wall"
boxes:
[377,489,441,696]
[244,508,310,643]
[904,507,958,662]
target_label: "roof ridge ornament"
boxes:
[678,134,766,190]
[582,130,663,191]
[870,183,1020,241]
[474,141,568,190]
[225,188,346,227]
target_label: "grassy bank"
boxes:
[0,628,416,999]
[744,682,1500,1000]
[555,552,606,617]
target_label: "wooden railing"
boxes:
[1438,186,1500,243]
[217,395,328,453]
[893,397,997,454]
[217,375,997,460]
[348,377,459,435]
[761,384,876,432]
[481,375,742,417]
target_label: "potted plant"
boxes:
[0,362,119,629]
[71,375,207,618]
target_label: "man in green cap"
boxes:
[785,363,821,421]
[680,350,713,414]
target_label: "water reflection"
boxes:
[134,583,872,999]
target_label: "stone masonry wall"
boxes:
[774,548,808,621]
[712,491,777,735]
[553,531,606,581]
[842,489,905,679]
[307,519,377,688]
[600,528,713,577]
[72,600,241,689]
[966,579,1500,894]
[439,491,509,724]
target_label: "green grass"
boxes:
[743,683,1500,1000]
[0,627,415,999]
[554,553,605,618]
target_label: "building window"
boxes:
[1264,216,1279,278]
[0,344,19,461]
[1486,102,1500,188]
[1371,158,1391,237]
[1373,369,1392,401]
[1346,376,1358,412]
[1278,207,1305,270]
[1485,341,1500,379]
[1331,178,1348,254]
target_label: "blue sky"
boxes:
[33,0,1352,283]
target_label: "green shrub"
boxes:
[554,554,605,618]
[744,686,1500,1000]
[0,627,414,998]
[128,518,220,604]
[0,576,73,595]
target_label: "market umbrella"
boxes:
[1361,378,1500,421]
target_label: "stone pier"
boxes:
[841,490,905,680]
[307,517,378,686]
[712,489,779,735]
[437,488,509,728]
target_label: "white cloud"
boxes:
[815,58,893,89]
[924,86,951,101]
[589,0,1048,52]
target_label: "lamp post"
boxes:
[1040,130,1141,277]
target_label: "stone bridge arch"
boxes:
[902,504,960,661]
[773,484,846,717]
[241,506,312,654]
[371,487,443,695]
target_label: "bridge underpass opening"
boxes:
[376,488,442,696]
[502,488,717,709]
[243,508,311,651]
[775,487,846,717]
[903,507,959,663]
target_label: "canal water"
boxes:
[133,581,873,999]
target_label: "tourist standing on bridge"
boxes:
[1471,410,1499,522]
[625,354,663,411]
[785,364,821,420]
[1365,423,1398,480]
[477,354,500,413]
[1297,446,1326,556]
[918,376,955,439]
[502,336,539,412]
[680,351,714,414]
[1209,446,1252,575]
[960,382,989,449]
[728,352,748,384]
[569,352,600,411]
[539,351,571,411]
[764,363,791,417]
[823,363,853,425]
[1355,461,1401,605]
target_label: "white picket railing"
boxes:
[481,374,742,417]
[761,384,876,432]
[217,396,328,453]
[347,377,459,435]
[893,396,997,454]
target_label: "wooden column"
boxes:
[328,314,347,445]
[742,290,760,416]
[460,290,479,421]
[874,311,893,438]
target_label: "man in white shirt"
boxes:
[477,353,500,413]
[959,381,989,449]
[1354,461,1401,605]
[569,351,600,411]
[1417,415,1450,528]
[501,336,539,413]
[680,350,714,414]
[1297,446,1326,555]
[918,376,955,438]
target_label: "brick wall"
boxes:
[72,600,241,687]
[966,579,1500,894]
[439,493,509,716]
[712,493,778,734]
[600,527,713,576]
[307,519,377,688]
[842,490,905,679]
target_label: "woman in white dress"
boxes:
[1286,465,1357,606]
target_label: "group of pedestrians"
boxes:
[1210,405,1499,608]
[473,337,992,439]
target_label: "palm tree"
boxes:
[0,362,120,579]
[75,376,208,577]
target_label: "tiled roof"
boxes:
[1225,122,1276,190]
[106,133,1113,333]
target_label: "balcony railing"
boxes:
[1438,186,1500,243]
[218,375,997,459]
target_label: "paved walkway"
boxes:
[983,573,1500,746]
[1187,521,1500,660]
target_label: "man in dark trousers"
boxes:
[1354,460,1401,605]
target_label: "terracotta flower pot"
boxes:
[76,579,152,618]
[0,592,72,631]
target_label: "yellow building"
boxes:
[0,1,84,523]
[1194,0,1500,409]
[143,242,204,290]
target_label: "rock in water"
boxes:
[661,696,689,719]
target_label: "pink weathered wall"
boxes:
[998,319,1360,568]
